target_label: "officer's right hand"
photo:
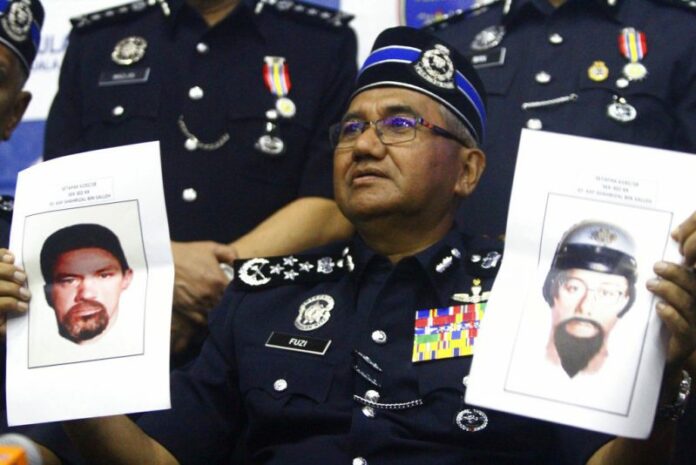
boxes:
[0,248,30,339]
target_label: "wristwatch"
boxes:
[657,370,692,421]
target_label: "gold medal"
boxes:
[587,61,609,82]
[622,62,647,81]
[275,97,296,118]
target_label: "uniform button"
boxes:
[362,406,375,418]
[196,42,209,54]
[548,33,563,45]
[462,375,469,387]
[182,188,198,202]
[535,71,552,84]
[188,86,204,100]
[371,330,387,344]
[526,118,543,130]
[112,105,125,117]
[616,77,630,89]
[353,457,367,465]
[365,390,380,402]
[273,379,288,392]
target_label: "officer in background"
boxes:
[428,0,696,239]
[44,0,357,359]
[3,25,694,465]
[0,0,44,250]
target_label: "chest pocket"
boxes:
[82,73,161,128]
[417,357,471,398]
[239,347,334,405]
[471,47,519,98]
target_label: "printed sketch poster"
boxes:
[465,130,696,438]
[7,142,174,426]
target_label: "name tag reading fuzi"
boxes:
[98,68,151,87]
[265,332,331,356]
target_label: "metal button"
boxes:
[362,406,375,418]
[353,457,367,465]
[188,86,204,100]
[535,71,552,84]
[526,118,543,130]
[265,109,279,120]
[112,105,125,117]
[616,77,630,89]
[462,375,469,387]
[371,330,387,344]
[196,42,209,54]
[273,379,288,392]
[365,390,380,402]
[548,33,563,45]
[182,188,198,202]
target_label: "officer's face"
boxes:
[0,44,30,141]
[551,268,629,339]
[333,88,483,225]
[47,247,133,344]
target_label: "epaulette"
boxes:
[232,246,355,291]
[653,0,696,12]
[254,0,354,28]
[424,0,502,31]
[70,0,169,30]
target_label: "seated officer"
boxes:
[0,0,44,250]
[1,26,695,465]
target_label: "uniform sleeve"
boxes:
[672,38,696,154]
[137,288,244,465]
[553,423,613,465]
[297,27,358,199]
[43,29,85,160]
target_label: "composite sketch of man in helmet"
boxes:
[542,221,637,378]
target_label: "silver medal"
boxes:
[255,134,285,156]
[276,97,296,118]
[112,36,148,66]
[456,408,489,432]
[295,294,335,331]
[470,25,506,51]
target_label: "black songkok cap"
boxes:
[0,0,44,74]
[40,223,130,283]
[354,26,487,144]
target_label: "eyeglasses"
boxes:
[557,276,627,306]
[329,115,470,149]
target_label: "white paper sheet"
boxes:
[466,130,696,439]
[7,142,173,426]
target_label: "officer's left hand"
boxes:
[0,249,30,340]
[647,211,696,372]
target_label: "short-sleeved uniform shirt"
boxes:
[431,0,696,237]
[44,0,357,242]
[138,229,611,464]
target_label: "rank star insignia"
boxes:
[283,256,298,266]
[414,44,455,89]
[299,262,314,272]
[284,270,299,281]
[112,36,148,66]
[269,264,284,275]
[295,294,335,331]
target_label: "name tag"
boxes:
[468,48,506,69]
[265,332,331,356]
[98,67,151,87]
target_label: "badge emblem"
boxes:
[255,134,285,156]
[295,294,335,331]
[414,44,455,89]
[1,0,32,42]
[607,96,637,123]
[587,61,609,82]
[470,25,505,51]
[112,36,148,66]
[238,258,271,286]
[456,408,488,432]
[452,279,490,304]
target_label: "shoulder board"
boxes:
[255,0,354,28]
[70,0,166,30]
[424,0,502,30]
[651,0,696,13]
[232,247,354,291]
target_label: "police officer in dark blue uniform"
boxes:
[4,25,693,465]
[427,0,696,239]
[43,0,357,356]
[0,0,44,250]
